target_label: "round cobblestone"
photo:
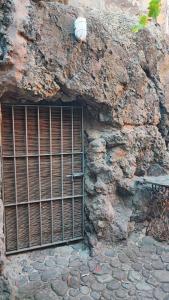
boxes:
[69,288,80,297]
[131,262,142,272]
[115,288,128,298]
[80,296,92,300]
[153,288,166,300]
[107,280,120,291]
[80,286,90,295]
[51,280,68,296]
[152,260,164,270]
[91,282,105,292]
[161,283,169,293]
[142,269,150,278]
[128,270,142,282]
[90,291,100,300]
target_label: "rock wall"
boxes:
[1,0,169,250]
[69,0,169,34]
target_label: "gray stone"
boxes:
[91,282,105,292]
[81,275,90,284]
[20,259,28,267]
[142,269,150,278]
[41,269,59,282]
[151,254,160,261]
[101,289,113,300]
[69,257,81,267]
[70,269,80,276]
[118,253,130,264]
[161,283,169,293]
[88,261,97,272]
[153,288,166,300]
[29,272,41,281]
[55,256,69,266]
[131,263,142,272]
[112,270,127,281]
[161,254,169,263]
[110,259,121,269]
[128,270,142,282]
[128,289,136,296]
[141,236,155,247]
[45,259,55,267]
[80,286,90,295]
[96,274,112,284]
[166,265,169,271]
[93,264,112,276]
[164,296,169,300]
[137,290,153,299]
[69,288,80,297]
[146,276,159,287]
[121,263,131,272]
[144,263,152,271]
[51,280,68,296]
[15,276,28,286]
[125,249,138,262]
[80,264,89,273]
[122,281,134,290]
[107,280,121,290]
[136,281,152,291]
[90,291,100,300]
[152,260,164,270]
[80,296,92,300]
[140,245,156,254]
[34,289,59,300]
[104,249,115,258]
[68,275,80,289]
[115,288,127,298]
[22,266,33,273]
[32,262,46,271]
[153,271,169,283]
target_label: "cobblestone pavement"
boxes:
[5,232,169,300]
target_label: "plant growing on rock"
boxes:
[132,0,161,32]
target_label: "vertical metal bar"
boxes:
[71,107,75,238]
[0,104,6,252]
[38,107,42,245]
[61,107,64,240]
[81,107,85,237]
[49,107,53,243]
[25,107,31,247]
[12,106,19,249]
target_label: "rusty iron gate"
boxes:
[2,104,84,254]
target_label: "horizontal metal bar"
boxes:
[4,195,83,207]
[2,104,82,109]
[6,237,84,256]
[2,152,83,158]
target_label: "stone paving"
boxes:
[5,232,169,300]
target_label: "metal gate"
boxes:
[2,104,84,254]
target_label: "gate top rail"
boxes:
[137,175,169,187]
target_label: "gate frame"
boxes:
[1,102,85,255]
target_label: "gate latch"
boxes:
[66,172,84,180]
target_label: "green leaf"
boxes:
[132,15,148,32]
[139,15,149,27]
[132,0,161,32]
[148,0,161,20]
